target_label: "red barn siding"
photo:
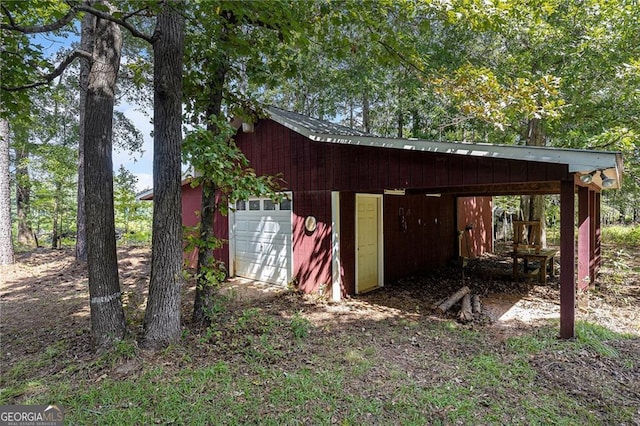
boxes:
[457,196,493,258]
[214,208,229,269]
[384,194,457,283]
[339,192,356,296]
[182,184,202,228]
[292,190,332,294]
[235,120,569,194]
[182,184,202,267]
[182,184,229,269]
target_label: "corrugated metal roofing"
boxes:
[266,106,372,137]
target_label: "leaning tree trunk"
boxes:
[142,2,185,349]
[84,5,126,350]
[523,117,547,247]
[76,9,95,262]
[0,118,14,266]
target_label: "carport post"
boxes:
[591,191,599,286]
[594,192,602,276]
[578,186,591,291]
[560,179,576,339]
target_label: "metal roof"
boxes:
[266,106,373,137]
[266,107,623,190]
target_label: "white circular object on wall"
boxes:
[304,216,317,233]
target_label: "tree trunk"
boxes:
[76,9,95,262]
[192,53,227,326]
[348,99,354,129]
[84,3,126,350]
[524,118,547,247]
[51,188,59,249]
[0,118,14,265]
[143,2,185,349]
[411,108,420,137]
[192,184,217,327]
[15,145,36,247]
[362,91,370,133]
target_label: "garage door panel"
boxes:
[236,215,291,234]
[236,251,287,268]
[236,243,291,259]
[235,258,289,281]
[235,237,290,253]
[246,218,289,234]
[236,261,288,284]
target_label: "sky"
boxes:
[114,105,154,193]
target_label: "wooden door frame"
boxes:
[355,193,384,294]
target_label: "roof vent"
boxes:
[242,122,254,133]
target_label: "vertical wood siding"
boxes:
[235,120,569,192]
[383,194,457,283]
[182,184,201,268]
[182,184,229,269]
[339,192,356,295]
[292,190,332,294]
[457,196,493,258]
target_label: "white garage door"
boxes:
[232,196,292,286]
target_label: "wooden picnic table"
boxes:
[509,248,558,284]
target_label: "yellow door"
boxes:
[356,195,381,293]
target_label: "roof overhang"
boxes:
[137,177,193,201]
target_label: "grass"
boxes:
[601,224,640,246]
[5,241,639,424]
[537,223,639,248]
[2,308,637,425]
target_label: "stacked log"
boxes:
[459,293,473,322]
[435,285,483,323]
[436,286,470,313]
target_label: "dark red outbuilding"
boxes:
[167,107,622,338]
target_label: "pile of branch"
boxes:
[432,286,483,323]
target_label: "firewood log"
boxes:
[431,297,447,311]
[459,294,473,322]
[436,286,470,314]
[472,294,481,314]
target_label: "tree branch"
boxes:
[1,50,92,92]
[376,38,427,78]
[75,4,155,43]
[122,6,151,21]
[1,4,80,34]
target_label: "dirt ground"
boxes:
[1,244,639,412]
